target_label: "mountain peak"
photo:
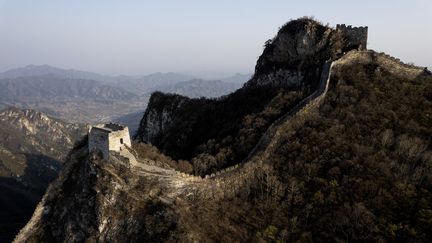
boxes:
[246,18,368,88]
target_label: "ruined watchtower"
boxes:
[88,123,131,158]
[336,24,368,50]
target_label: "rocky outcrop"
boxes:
[134,92,189,143]
[245,18,367,89]
[247,19,334,88]
[0,107,85,161]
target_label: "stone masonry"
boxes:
[88,123,131,158]
[336,24,368,50]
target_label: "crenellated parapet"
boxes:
[335,50,430,79]
[336,24,368,50]
[376,51,429,71]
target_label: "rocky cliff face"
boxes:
[134,92,189,143]
[0,107,86,242]
[0,107,86,162]
[247,19,335,88]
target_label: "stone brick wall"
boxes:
[108,128,131,152]
[89,128,110,158]
[336,24,368,50]
[88,124,131,159]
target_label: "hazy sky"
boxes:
[0,0,431,77]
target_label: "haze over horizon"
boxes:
[0,0,431,77]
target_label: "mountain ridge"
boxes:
[0,64,251,87]
[0,66,249,125]
[0,74,137,102]
[0,64,112,82]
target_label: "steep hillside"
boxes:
[0,108,86,242]
[232,51,431,242]
[135,18,357,175]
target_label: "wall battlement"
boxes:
[337,50,430,79]
[89,123,131,159]
[336,24,368,50]
[377,51,428,70]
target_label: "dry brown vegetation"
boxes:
[164,57,432,242]
[133,142,193,173]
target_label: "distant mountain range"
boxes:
[0,65,251,125]
[219,73,251,84]
[152,79,243,98]
[0,64,114,82]
[0,74,137,101]
[0,64,251,94]
[112,72,197,95]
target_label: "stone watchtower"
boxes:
[88,123,131,158]
[336,24,368,50]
